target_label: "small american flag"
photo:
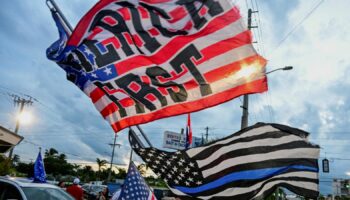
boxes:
[118,162,156,200]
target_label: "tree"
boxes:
[12,154,20,166]
[77,165,96,182]
[0,155,15,176]
[43,148,75,177]
[15,161,34,177]
[96,158,108,180]
[45,148,58,157]
[137,164,147,176]
[115,167,127,179]
[58,153,66,161]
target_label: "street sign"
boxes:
[322,158,329,173]
[163,131,202,150]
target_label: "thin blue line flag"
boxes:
[130,123,320,199]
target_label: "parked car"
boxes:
[82,183,109,200]
[0,176,74,200]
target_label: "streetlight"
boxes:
[17,111,33,125]
[266,66,293,74]
[241,66,293,129]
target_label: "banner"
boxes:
[47,0,267,132]
[163,131,202,150]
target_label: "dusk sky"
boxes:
[1,0,349,195]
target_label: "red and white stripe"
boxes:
[74,0,267,132]
[148,191,157,200]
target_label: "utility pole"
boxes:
[205,127,209,143]
[241,8,258,130]
[107,134,120,182]
[9,95,33,159]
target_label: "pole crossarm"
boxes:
[8,95,34,159]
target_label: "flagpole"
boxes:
[136,125,153,147]
[46,0,153,147]
[46,0,73,32]
[129,149,133,162]
[46,0,153,170]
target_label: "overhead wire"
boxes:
[0,85,116,143]
[0,87,123,162]
[268,0,325,57]
[242,0,272,125]
[19,139,126,165]
[253,0,266,56]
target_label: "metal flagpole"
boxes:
[136,125,153,147]
[45,0,154,165]
[46,0,73,32]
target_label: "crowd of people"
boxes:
[57,178,111,200]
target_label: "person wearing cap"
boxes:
[66,178,83,200]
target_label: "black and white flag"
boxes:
[130,123,320,200]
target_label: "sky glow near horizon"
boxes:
[0,0,350,195]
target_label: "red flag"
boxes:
[185,113,192,149]
[47,0,268,132]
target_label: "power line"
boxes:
[320,157,350,161]
[0,85,27,97]
[0,85,116,139]
[253,0,266,56]
[19,139,124,165]
[262,92,272,122]
[268,0,325,57]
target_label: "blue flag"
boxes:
[33,150,46,183]
[46,10,69,63]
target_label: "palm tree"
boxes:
[81,165,94,182]
[58,153,66,161]
[45,148,58,158]
[116,167,127,179]
[96,158,108,180]
[72,164,80,172]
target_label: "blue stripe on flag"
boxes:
[174,165,317,194]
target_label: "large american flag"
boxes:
[47,0,267,132]
[130,123,320,199]
[118,162,156,200]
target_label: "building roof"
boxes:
[0,126,23,154]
